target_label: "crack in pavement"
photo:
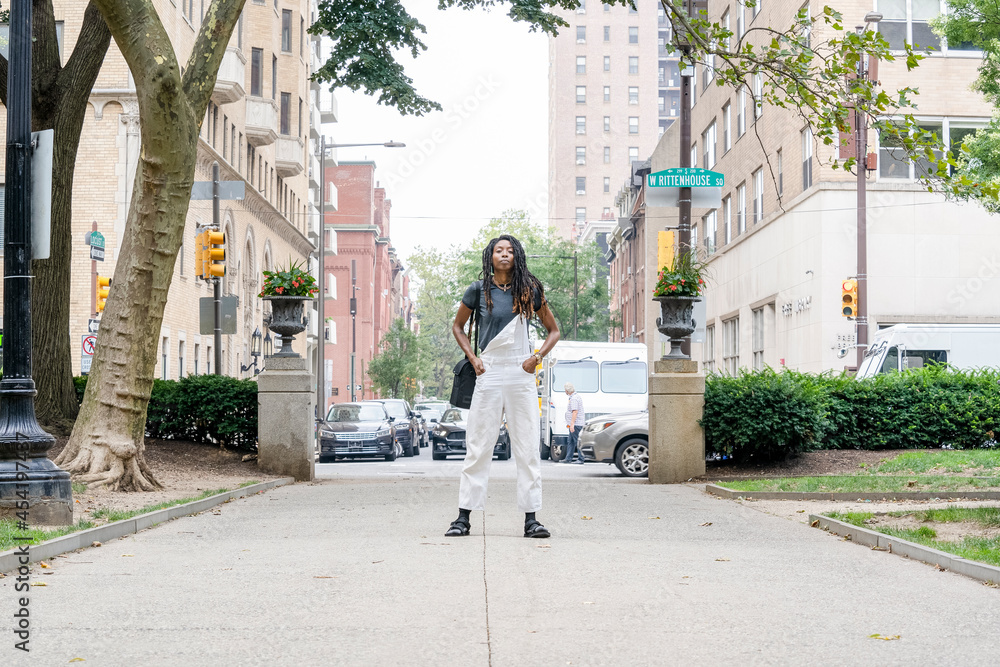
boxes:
[481,512,493,666]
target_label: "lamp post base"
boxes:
[0,459,73,526]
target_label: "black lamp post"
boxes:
[240,327,263,375]
[0,0,72,525]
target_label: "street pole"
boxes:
[572,253,578,340]
[212,162,223,375]
[317,136,326,416]
[0,0,72,525]
[855,54,869,371]
[677,0,693,252]
[90,220,98,316]
[350,259,357,402]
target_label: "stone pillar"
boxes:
[258,356,315,481]
[648,359,705,484]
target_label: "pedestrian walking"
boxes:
[562,383,586,464]
[445,234,560,539]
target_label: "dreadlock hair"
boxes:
[479,234,546,318]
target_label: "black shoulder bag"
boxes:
[450,282,481,409]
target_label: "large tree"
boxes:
[367,318,422,401]
[0,3,112,432]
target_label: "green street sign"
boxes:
[647,168,725,188]
[86,231,106,249]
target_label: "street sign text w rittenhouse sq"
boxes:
[647,168,725,188]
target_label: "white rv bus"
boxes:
[857,324,1000,380]
[536,341,648,461]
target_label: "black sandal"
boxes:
[445,518,471,537]
[524,519,550,538]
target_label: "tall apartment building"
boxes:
[608,0,998,371]
[0,1,337,382]
[547,0,680,240]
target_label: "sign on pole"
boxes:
[87,319,100,334]
[90,246,105,261]
[81,334,96,375]
[645,167,724,209]
[191,180,245,201]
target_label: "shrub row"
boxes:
[701,365,1000,463]
[75,374,258,451]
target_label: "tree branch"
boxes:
[56,2,112,103]
[182,0,247,115]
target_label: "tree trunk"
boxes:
[56,0,244,491]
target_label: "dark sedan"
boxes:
[375,399,420,457]
[431,408,511,461]
[319,402,399,462]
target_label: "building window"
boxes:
[280,92,291,135]
[603,85,611,102]
[691,143,698,169]
[628,56,639,74]
[722,195,732,243]
[722,10,731,49]
[878,0,941,51]
[576,176,586,194]
[628,146,639,161]
[604,116,611,132]
[604,25,610,41]
[628,116,639,134]
[604,55,611,71]
[576,56,586,74]
[161,337,169,381]
[628,26,639,43]
[578,0,586,12]
[604,146,611,163]
[272,54,277,100]
[802,126,813,188]
[576,116,586,134]
[752,71,763,119]
[281,9,292,52]
[737,86,746,137]
[576,146,586,164]
[737,183,746,234]
[691,222,698,249]
[703,210,717,255]
[752,168,764,224]
[576,207,586,224]
[753,0,762,18]
[723,317,739,375]
[251,48,262,96]
[691,67,697,108]
[300,17,305,57]
[704,53,715,88]
[628,86,639,104]
[603,206,611,218]
[658,95,666,113]
[576,85,587,103]
[222,116,228,159]
[723,102,731,152]
[704,325,716,374]
[206,346,212,375]
[703,121,717,168]
[800,3,811,48]
[604,2,611,10]
[737,0,745,40]
[194,344,200,375]
[752,308,765,370]
[629,2,637,13]
[178,341,186,378]
[777,149,783,195]
[577,25,586,42]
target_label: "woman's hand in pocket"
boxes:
[471,356,486,376]
[521,356,537,374]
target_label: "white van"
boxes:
[856,323,1000,379]
[537,341,648,460]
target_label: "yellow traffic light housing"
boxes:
[842,279,858,318]
[96,275,111,313]
[207,230,226,278]
[195,229,206,279]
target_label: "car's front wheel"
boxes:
[615,438,649,477]
[550,442,565,463]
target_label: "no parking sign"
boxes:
[81,334,96,374]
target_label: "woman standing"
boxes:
[446,235,560,538]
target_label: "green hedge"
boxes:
[74,374,258,451]
[701,365,1000,463]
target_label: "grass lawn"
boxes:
[716,475,1000,494]
[827,507,1000,568]
[0,481,260,553]
[867,450,1000,474]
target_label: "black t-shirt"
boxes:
[462,280,543,352]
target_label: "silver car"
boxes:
[578,410,649,477]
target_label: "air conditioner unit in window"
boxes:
[576,190,586,195]
[629,99,638,105]
[576,129,586,134]
[576,38,586,44]
[576,158,586,165]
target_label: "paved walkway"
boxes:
[6,473,1000,665]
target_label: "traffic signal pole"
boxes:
[213,162,223,375]
[855,54,870,371]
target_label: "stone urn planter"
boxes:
[263,295,312,358]
[653,296,701,360]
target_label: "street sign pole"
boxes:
[90,221,97,316]
[213,162,223,375]
[678,0,693,254]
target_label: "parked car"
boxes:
[374,399,420,457]
[431,407,511,460]
[413,407,444,447]
[578,410,649,477]
[318,402,401,462]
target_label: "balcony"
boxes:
[275,135,304,177]
[308,152,321,190]
[309,101,320,139]
[245,97,277,147]
[317,87,338,124]
[307,202,320,242]
[213,47,246,105]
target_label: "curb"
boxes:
[705,483,1000,501]
[0,477,294,574]
[809,514,1000,586]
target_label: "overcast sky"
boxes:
[322,0,549,267]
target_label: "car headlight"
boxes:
[586,420,616,434]
[320,430,337,439]
[435,426,447,436]
[376,428,391,438]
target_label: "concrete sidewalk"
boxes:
[6,474,1000,665]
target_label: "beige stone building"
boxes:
[608,0,997,372]
[548,0,680,239]
[0,0,337,381]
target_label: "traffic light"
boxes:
[96,275,111,313]
[842,279,858,318]
[207,230,226,278]
[194,229,206,279]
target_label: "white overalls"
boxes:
[458,314,542,512]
